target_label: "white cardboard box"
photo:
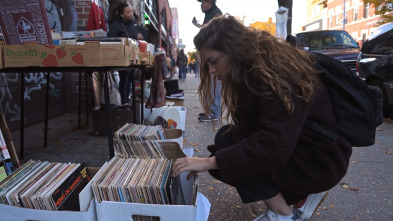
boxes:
[95,192,210,221]
[95,142,210,221]
[171,106,186,132]
[0,178,97,221]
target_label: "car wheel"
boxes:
[369,79,393,118]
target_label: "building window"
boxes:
[362,33,366,45]
[161,9,167,28]
[354,4,358,21]
[363,3,369,18]
[329,10,333,28]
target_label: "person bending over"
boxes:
[172,14,351,221]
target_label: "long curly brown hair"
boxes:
[194,14,320,124]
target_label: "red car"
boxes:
[295,30,360,73]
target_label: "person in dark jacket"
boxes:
[176,49,188,81]
[172,15,352,221]
[192,0,222,28]
[193,0,223,122]
[107,3,147,105]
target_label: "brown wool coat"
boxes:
[214,77,352,196]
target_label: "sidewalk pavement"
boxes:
[11,72,393,220]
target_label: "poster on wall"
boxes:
[0,0,52,45]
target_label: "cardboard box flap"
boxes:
[160,142,186,160]
[163,129,182,139]
[23,41,40,47]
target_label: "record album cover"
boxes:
[0,0,52,45]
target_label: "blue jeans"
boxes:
[179,66,186,79]
[119,70,132,104]
[210,77,221,118]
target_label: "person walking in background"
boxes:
[192,0,222,28]
[169,54,176,77]
[286,35,297,47]
[176,49,188,81]
[194,59,200,77]
[172,15,352,221]
[166,53,174,78]
[107,3,147,106]
[192,0,222,122]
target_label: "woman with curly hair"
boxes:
[172,14,352,221]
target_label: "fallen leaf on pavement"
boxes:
[342,183,359,191]
[208,187,215,191]
[189,142,198,146]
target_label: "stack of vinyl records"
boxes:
[114,123,166,141]
[114,139,165,159]
[0,160,90,211]
[114,123,169,158]
[91,156,185,205]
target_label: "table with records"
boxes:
[0,65,148,160]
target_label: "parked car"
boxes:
[357,22,393,118]
[295,30,360,72]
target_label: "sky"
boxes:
[168,0,307,53]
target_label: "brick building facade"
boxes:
[304,0,393,47]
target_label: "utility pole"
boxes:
[343,0,346,30]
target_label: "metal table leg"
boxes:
[103,71,114,158]
[19,73,25,159]
[78,72,82,128]
[131,69,136,123]
[140,68,145,122]
[85,72,89,125]
[44,72,50,149]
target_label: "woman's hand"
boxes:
[137,33,143,40]
[172,156,218,179]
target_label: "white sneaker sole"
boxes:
[299,191,329,221]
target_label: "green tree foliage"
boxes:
[363,0,393,25]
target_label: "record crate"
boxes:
[0,167,100,221]
[93,142,210,221]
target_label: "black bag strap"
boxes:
[305,120,338,141]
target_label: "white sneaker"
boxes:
[254,210,300,221]
[294,191,329,220]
